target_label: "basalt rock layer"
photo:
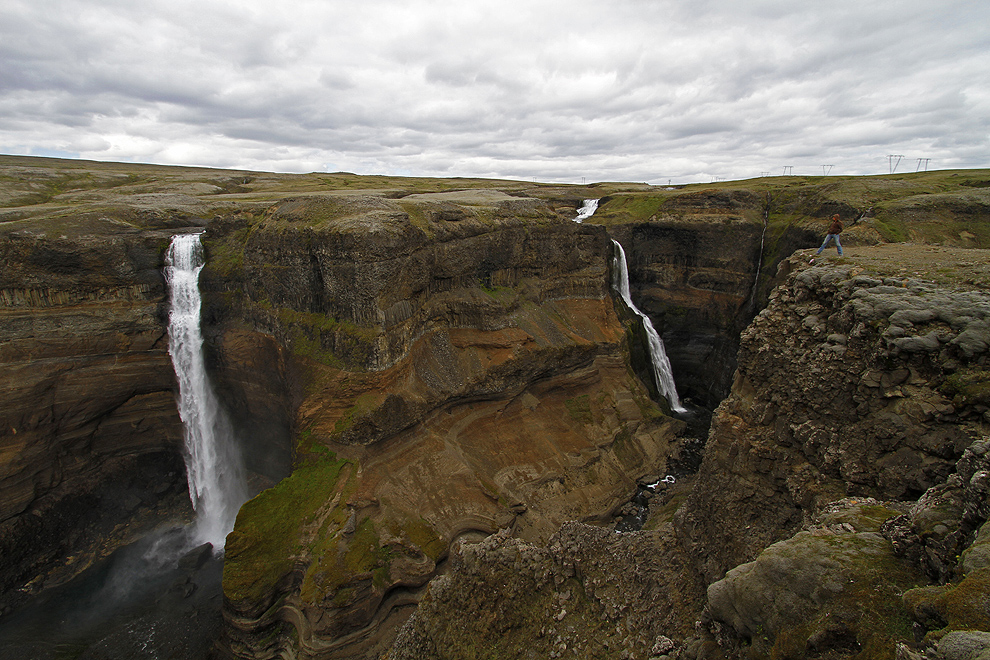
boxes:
[389,246,990,660]
[4,157,990,659]
[676,248,990,584]
[202,193,686,659]
[0,220,188,614]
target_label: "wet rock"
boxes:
[177,542,214,571]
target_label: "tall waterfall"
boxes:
[572,200,686,413]
[165,233,247,550]
[610,240,686,413]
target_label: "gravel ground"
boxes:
[805,243,990,290]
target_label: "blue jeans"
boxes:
[817,233,843,256]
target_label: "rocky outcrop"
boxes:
[0,220,188,613]
[700,436,990,659]
[677,248,990,658]
[676,250,989,584]
[389,522,705,660]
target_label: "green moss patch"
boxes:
[564,394,593,424]
[941,367,990,407]
[278,307,377,368]
[399,516,446,562]
[765,542,922,660]
[223,454,350,605]
[716,505,928,660]
[904,568,990,642]
[299,515,392,605]
[331,392,383,438]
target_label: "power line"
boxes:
[782,166,793,176]
[916,158,931,172]
[821,165,833,176]
[887,154,904,174]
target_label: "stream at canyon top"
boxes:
[0,233,248,659]
[574,199,685,413]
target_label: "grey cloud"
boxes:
[0,0,987,181]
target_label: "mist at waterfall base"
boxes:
[573,199,686,413]
[0,234,248,660]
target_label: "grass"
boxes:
[4,154,988,254]
[223,453,350,605]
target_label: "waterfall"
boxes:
[571,200,686,413]
[610,240,686,413]
[573,198,599,223]
[165,233,248,550]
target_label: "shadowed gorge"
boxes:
[1,156,990,659]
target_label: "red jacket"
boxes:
[828,218,843,234]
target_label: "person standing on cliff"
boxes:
[814,213,844,257]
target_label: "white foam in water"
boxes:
[165,233,248,550]
[572,200,686,413]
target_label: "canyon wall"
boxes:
[3,158,988,659]
[0,220,188,614]
[390,247,990,660]
[605,188,821,407]
[199,192,690,659]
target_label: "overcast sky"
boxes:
[1,0,987,184]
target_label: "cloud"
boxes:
[1,0,988,182]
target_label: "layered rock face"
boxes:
[613,219,762,406]
[205,193,686,658]
[608,190,819,407]
[392,246,990,660]
[676,248,990,583]
[0,221,187,613]
[680,248,990,658]
[6,157,987,659]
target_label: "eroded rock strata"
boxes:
[677,250,990,583]
[203,194,688,658]
[0,222,192,614]
[390,248,990,660]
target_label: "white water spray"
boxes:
[572,201,686,413]
[165,233,248,550]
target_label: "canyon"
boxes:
[1,155,989,659]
